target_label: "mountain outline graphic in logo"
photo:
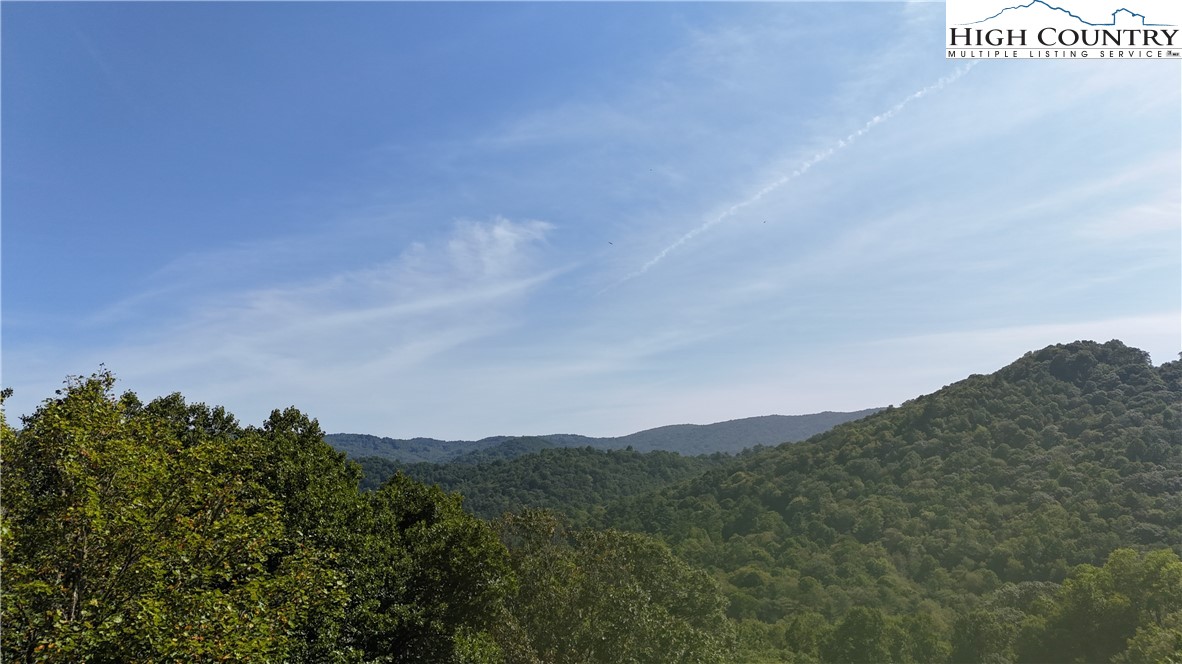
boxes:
[960,0,1174,27]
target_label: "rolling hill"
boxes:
[593,340,1182,661]
[325,409,882,463]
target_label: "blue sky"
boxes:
[3,2,1179,439]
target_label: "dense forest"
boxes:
[594,340,1182,662]
[354,446,736,520]
[3,340,1181,662]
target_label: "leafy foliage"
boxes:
[495,510,735,663]
[1,372,733,663]
[1,372,344,661]
[594,341,1181,661]
[0,374,512,662]
[1014,548,1182,664]
[343,473,513,662]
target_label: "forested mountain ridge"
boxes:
[595,340,1182,661]
[325,409,882,463]
[323,432,514,464]
[355,446,738,520]
[540,410,884,455]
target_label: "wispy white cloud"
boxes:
[5,217,562,427]
[612,61,980,287]
[6,4,1177,441]
[1078,198,1181,241]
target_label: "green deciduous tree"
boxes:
[1111,610,1182,664]
[820,607,895,664]
[950,608,1021,664]
[345,472,513,662]
[1,373,517,663]
[1016,548,1182,664]
[497,510,735,663]
[1,372,345,662]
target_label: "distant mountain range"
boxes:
[324,409,883,463]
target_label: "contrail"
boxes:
[613,61,979,288]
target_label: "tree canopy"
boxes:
[4,340,1180,662]
[1,372,734,663]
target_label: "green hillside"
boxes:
[323,432,513,463]
[596,340,1182,661]
[541,410,884,455]
[356,445,736,520]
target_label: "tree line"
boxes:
[3,340,1180,662]
[1,372,732,663]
